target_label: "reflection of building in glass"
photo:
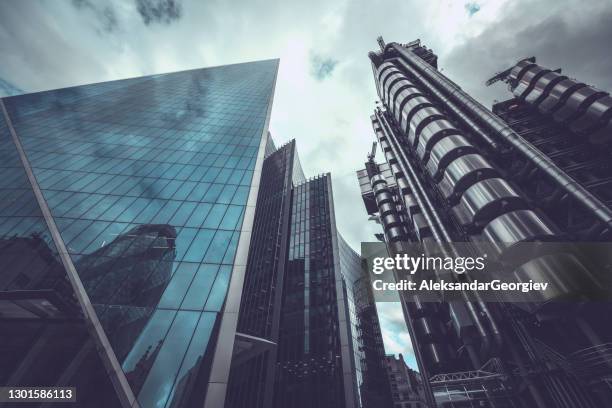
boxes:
[227,140,392,408]
[0,59,278,407]
[385,354,427,408]
[0,111,122,407]
[75,223,178,383]
[359,37,612,407]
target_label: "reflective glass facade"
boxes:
[0,59,278,407]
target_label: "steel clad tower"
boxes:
[358,37,612,407]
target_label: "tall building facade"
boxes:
[0,60,279,408]
[0,59,392,408]
[384,354,427,408]
[359,37,612,407]
[227,139,392,408]
[488,57,612,232]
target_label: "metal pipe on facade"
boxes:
[367,166,435,408]
[375,110,495,357]
[376,111,446,241]
[378,106,504,356]
[376,110,451,243]
[395,59,500,151]
[391,42,612,231]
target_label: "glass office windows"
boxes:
[2,59,278,405]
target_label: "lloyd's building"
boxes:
[358,37,612,407]
[0,59,389,408]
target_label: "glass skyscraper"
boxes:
[0,59,278,407]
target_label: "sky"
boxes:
[1,0,611,370]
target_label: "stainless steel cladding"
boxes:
[390,42,612,228]
[523,71,567,105]
[513,65,550,98]
[509,61,612,144]
[551,86,607,122]
[570,95,612,136]
[415,119,462,163]
[438,154,498,203]
[388,79,417,115]
[425,134,476,180]
[361,38,612,408]
[374,52,559,248]
[371,174,408,242]
[452,178,526,231]
[480,209,555,256]
[399,96,437,138]
[509,253,594,312]
[537,78,584,114]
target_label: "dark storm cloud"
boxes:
[309,54,339,81]
[72,0,119,33]
[136,0,182,25]
[441,0,612,107]
[0,2,111,92]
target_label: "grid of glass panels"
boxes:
[276,175,347,408]
[0,104,124,406]
[0,110,57,283]
[3,59,278,408]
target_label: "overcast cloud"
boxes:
[1,0,611,368]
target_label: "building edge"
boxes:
[203,58,280,408]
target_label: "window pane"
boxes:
[157,263,199,310]
[202,230,231,264]
[204,265,232,311]
[202,204,228,229]
[219,205,243,230]
[174,227,199,261]
[164,312,217,407]
[183,229,215,263]
[181,264,219,310]
[122,308,176,374]
[185,202,212,228]
[136,311,200,408]
[169,202,197,227]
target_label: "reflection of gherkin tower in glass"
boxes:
[0,60,278,407]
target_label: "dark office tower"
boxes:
[227,136,391,408]
[353,269,394,408]
[384,354,427,408]
[275,174,362,408]
[0,59,278,408]
[226,139,301,408]
[359,37,612,408]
